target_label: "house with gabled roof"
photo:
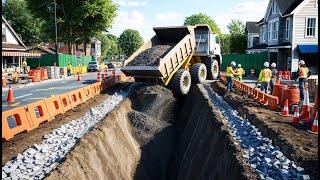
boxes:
[246,21,268,54]
[2,16,41,72]
[246,0,318,74]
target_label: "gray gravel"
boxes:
[202,85,309,180]
[2,91,127,180]
[127,45,173,66]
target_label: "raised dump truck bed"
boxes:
[121,26,196,80]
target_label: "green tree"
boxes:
[118,29,143,57]
[220,34,231,55]
[184,13,221,34]
[96,33,119,61]
[227,19,247,53]
[26,0,118,53]
[2,0,44,44]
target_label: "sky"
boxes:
[109,0,270,41]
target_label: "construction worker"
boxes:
[258,62,272,93]
[22,59,28,74]
[67,62,72,76]
[269,63,278,94]
[226,61,236,92]
[235,64,245,81]
[297,60,310,103]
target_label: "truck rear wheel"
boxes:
[170,69,191,96]
[204,58,219,80]
[190,63,207,84]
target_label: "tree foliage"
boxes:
[184,13,221,34]
[26,0,118,51]
[227,19,247,53]
[118,29,143,57]
[220,34,231,55]
[96,33,119,60]
[2,0,44,44]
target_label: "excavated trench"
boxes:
[47,83,252,180]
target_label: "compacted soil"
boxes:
[210,81,318,179]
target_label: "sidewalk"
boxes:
[2,75,79,92]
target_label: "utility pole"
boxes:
[54,0,58,64]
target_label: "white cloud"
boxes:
[155,12,183,21]
[214,0,269,34]
[109,10,153,41]
[115,0,148,7]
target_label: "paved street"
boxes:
[2,69,122,112]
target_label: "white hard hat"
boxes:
[238,64,241,68]
[263,62,269,67]
[231,61,236,66]
[271,63,276,68]
[299,60,305,65]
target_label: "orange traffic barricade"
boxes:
[44,95,64,118]
[68,89,83,108]
[2,107,35,141]
[59,93,73,112]
[25,100,52,128]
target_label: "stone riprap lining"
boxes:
[2,91,127,180]
[127,45,173,66]
[201,85,310,180]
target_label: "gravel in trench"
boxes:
[2,91,127,180]
[201,85,310,180]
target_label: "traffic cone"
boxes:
[291,105,300,125]
[2,76,6,87]
[104,69,108,80]
[97,71,101,82]
[77,72,81,81]
[279,99,290,117]
[7,86,14,103]
[275,79,280,85]
[300,89,311,122]
[308,111,318,134]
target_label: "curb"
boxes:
[2,75,77,92]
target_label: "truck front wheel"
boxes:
[170,69,191,96]
[205,58,219,80]
[190,63,207,84]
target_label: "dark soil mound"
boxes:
[127,45,173,66]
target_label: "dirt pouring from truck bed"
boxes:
[127,45,173,66]
[47,83,254,180]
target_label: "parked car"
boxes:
[105,62,114,69]
[87,61,100,72]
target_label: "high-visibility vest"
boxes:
[258,68,272,82]
[226,66,234,77]
[67,64,72,70]
[236,68,245,78]
[299,67,309,79]
[22,61,27,67]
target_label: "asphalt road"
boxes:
[2,69,122,112]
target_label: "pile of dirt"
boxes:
[127,45,173,66]
[210,81,318,179]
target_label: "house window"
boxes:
[263,25,267,42]
[271,1,277,14]
[305,17,316,37]
[268,23,272,40]
[285,18,290,39]
[272,21,278,40]
[2,26,6,42]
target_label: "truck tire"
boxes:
[204,58,219,80]
[170,69,191,96]
[190,63,207,84]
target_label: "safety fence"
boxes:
[2,73,131,141]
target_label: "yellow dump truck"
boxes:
[121,24,222,96]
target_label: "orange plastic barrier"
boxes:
[59,93,73,112]
[2,107,35,141]
[83,85,93,100]
[68,89,83,108]
[25,100,52,128]
[90,84,99,96]
[44,95,64,119]
[78,88,87,103]
[28,70,40,82]
[280,86,300,108]
[268,95,279,111]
